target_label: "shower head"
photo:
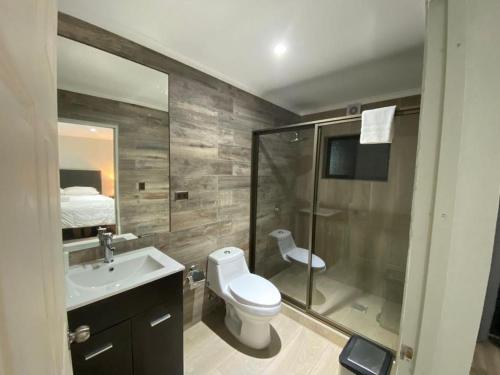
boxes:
[288,132,305,143]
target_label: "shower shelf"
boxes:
[298,208,342,217]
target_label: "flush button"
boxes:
[224,250,231,254]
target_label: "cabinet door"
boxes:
[132,302,183,375]
[71,320,132,375]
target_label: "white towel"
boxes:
[360,105,396,144]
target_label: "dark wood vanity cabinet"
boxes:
[68,271,183,375]
[132,302,183,375]
[70,320,133,375]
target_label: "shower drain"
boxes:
[351,303,368,313]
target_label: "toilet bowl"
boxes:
[269,229,326,271]
[207,247,281,349]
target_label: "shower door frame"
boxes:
[249,106,421,349]
[249,122,315,310]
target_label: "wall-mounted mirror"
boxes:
[57,35,170,246]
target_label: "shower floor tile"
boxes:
[270,264,400,350]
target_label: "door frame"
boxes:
[397,0,500,374]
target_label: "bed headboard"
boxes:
[60,169,102,193]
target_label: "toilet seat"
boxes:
[229,274,281,308]
[286,247,326,270]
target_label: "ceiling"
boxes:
[58,122,114,141]
[58,0,425,115]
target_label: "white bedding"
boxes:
[61,194,116,229]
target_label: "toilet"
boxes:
[207,247,281,349]
[269,229,326,271]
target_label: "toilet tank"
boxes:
[207,247,249,296]
[269,229,296,260]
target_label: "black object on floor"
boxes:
[339,335,393,375]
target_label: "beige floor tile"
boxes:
[184,320,234,375]
[261,327,332,375]
[470,340,500,375]
[215,314,301,375]
[309,344,343,375]
[185,307,345,375]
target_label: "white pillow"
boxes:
[63,186,99,196]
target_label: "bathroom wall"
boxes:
[59,13,299,327]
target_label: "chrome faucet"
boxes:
[97,227,107,246]
[97,227,115,263]
[103,233,115,263]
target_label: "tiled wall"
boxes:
[59,13,299,327]
[166,78,297,326]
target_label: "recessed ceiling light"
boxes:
[273,43,287,57]
[89,128,97,132]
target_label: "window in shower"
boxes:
[324,135,391,181]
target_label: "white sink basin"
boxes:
[65,247,184,311]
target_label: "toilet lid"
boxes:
[229,274,281,307]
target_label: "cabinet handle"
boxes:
[84,343,114,361]
[150,313,171,327]
[68,325,90,345]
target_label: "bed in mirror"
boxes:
[57,35,170,247]
[58,121,118,241]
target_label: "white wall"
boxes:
[59,135,115,196]
[396,1,448,373]
[409,0,500,374]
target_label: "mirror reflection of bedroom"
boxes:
[58,121,117,241]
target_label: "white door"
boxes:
[397,0,500,374]
[0,1,72,374]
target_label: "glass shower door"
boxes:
[253,127,314,306]
[309,115,419,351]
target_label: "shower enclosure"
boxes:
[249,108,420,351]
